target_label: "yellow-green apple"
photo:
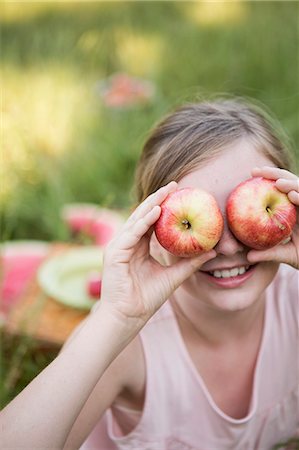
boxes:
[154,188,224,257]
[226,177,297,250]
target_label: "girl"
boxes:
[1,98,298,449]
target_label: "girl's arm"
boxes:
[248,166,299,269]
[1,181,215,449]
[1,304,138,449]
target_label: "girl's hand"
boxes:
[247,166,299,269]
[99,181,216,328]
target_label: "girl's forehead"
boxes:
[177,140,274,201]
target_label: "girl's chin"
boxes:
[203,292,262,312]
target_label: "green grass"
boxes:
[1,1,298,240]
[1,4,299,443]
[1,332,59,407]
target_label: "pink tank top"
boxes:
[81,264,299,450]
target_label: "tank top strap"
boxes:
[138,301,201,422]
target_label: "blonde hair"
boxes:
[135,98,294,203]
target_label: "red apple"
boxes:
[87,272,102,299]
[154,187,224,257]
[226,177,297,250]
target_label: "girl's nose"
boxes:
[214,222,244,256]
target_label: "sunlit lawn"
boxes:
[2,1,298,240]
[1,5,299,444]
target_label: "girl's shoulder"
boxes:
[271,263,298,294]
[268,264,298,324]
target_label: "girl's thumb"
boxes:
[167,249,216,290]
[247,244,298,269]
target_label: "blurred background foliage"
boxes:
[1,0,299,242]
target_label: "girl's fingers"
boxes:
[275,178,299,205]
[117,205,161,252]
[247,242,299,269]
[108,182,178,261]
[165,250,217,290]
[251,166,298,181]
[276,179,299,205]
[125,181,177,229]
[275,178,299,193]
[252,168,299,206]
[288,190,299,206]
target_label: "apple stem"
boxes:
[182,219,191,230]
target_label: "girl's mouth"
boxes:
[199,264,258,288]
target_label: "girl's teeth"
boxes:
[239,266,246,275]
[211,266,249,278]
[230,268,240,277]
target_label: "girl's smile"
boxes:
[198,262,257,289]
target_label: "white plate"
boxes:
[37,247,103,310]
